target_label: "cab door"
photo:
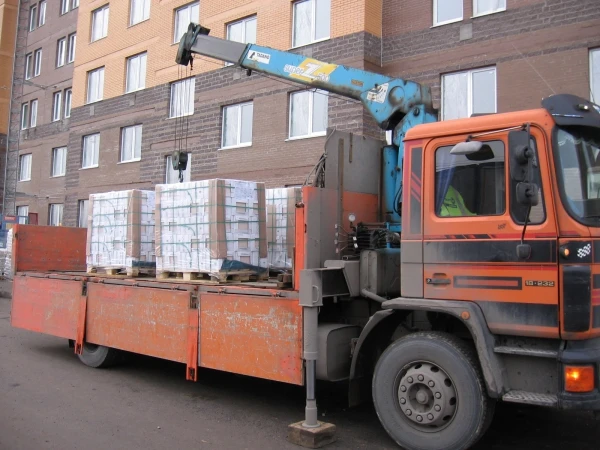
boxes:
[421,129,560,338]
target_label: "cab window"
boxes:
[435,140,505,217]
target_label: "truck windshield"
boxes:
[555,127,600,226]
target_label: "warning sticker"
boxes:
[248,51,271,65]
[366,83,389,104]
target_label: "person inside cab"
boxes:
[439,185,475,217]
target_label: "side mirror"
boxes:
[516,182,539,206]
[509,130,531,182]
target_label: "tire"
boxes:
[372,331,493,450]
[77,343,120,368]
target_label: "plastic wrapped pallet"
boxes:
[155,179,268,280]
[266,187,301,270]
[86,190,156,275]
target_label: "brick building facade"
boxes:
[7,0,600,227]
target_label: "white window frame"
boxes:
[71,0,79,9]
[130,0,151,26]
[64,88,72,118]
[16,206,29,224]
[82,134,100,169]
[221,102,253,149]
[126,52,147,93]
[78,200,88,228]
[591,48,600,104]
[67,33,76,63]
[166,154,191,184]
[60,0,69,15]
[57,38,66,67]
[472,0,506,18]
[49,204,64,226]
[120,125,143,163]
[441,67,497,120]
[39,1,47,27]
[433,0,463,27]
[25,53,33,80]
[51,147,67,177]
[174,2,200,44]
[52,91,62,122]
[169,78,195,118]
[225,16,257,66]
[21,103,29,130]
[288,90,328,139]
[34,49,42,77]
[19,154,32,182]
[87,67,105,104]
[91,5,110,42]
[30,99,38,128]
[29,4,38,31]
[292,0,331,48]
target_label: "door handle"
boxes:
[426,278,451,286]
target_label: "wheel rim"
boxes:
[395,361,458,432]
[83,343,100,353]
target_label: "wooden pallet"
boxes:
[87,266,156,278]
[156,269,269,283]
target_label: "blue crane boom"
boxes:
[176,24,439,223]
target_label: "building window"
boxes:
[292,0,330,48]
[19,154,32,182]
[64,88,72,118]
[473,0,506,17]
[25,53,33,80]
[30,99,38,128]
[174,2,199,43]
[166,154,191,184]
[72,0,79,9]
[87,67,105,104]
[222,102,253,148]
[130,0,150,25]
[120,125,142,162]
[169,78,195,118]
[57,38,66,67]
[52,91,62,122]
[591,48,600,103]
[21,103,29,130]
[82,134,100,168]
[67,33,76,63]
[442,67,496,120]
[435,141,505,217]
[29,5,38,31]
[433,0,463,26]
[16,206,29,224]
[78,200,88,228]
[39,1,46,26]
[289,90,328,138]
[60,0,69,15]
[51,147,67,177]
[126,53,147,93]
[49,204,64,226]
[34,49,42,77]
[91,5,110,42]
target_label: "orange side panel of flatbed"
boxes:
[11,273,304,385]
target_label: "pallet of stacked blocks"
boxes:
[155,179,268,282]
[86,190,156,276]
[266,187,301,271]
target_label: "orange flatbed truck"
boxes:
[10,25,600,450]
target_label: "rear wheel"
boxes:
[372,331,493,450]
[77,343,120,368]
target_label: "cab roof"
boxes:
[404,108,555,141]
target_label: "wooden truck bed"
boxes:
[10,225,303,385]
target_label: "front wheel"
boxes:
[77,343,120,368]
[372,331,493,450]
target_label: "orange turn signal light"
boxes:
[565,365,595,393]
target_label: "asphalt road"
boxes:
[1,294,599,450]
